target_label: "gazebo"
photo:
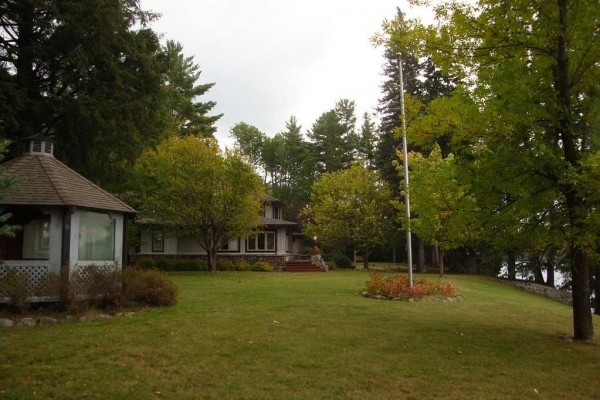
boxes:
[0,134,136,301]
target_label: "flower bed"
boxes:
[364,273,460,301]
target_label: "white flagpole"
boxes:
[398,53,413,288]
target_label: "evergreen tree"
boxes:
[308,99,357,174]
[159,40,221,137]
[0,0,167,189]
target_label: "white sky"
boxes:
[141,0,433,148]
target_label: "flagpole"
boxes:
[398,53,413,288]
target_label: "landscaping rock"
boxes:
[17,318,36,328]
[64,316,77,324]
[97,314,112,320]
[0,318,14,328]
[79,315,96,323]
[39,317,58,326]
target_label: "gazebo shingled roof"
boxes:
[0,153,136,214]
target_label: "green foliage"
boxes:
[133,136,263,272]
[307,100,356,174]
[135,258,208,272]
[302,165,394,268]
[397,145,478,251]
[235,260,253,272]
[0,0,168,190]
[230,117,317,222]
[0,140,17,238]
[365,273,458,299]
[158,40,221,137]
[217,260,236,271]
[387,0,600,340]
[122,268,177,307]
[251,261,274,272]
[329,254,353,269]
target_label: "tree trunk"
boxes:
[418,238,426,273]
[554,0,593,342]
[439,249,445,278]
[363,250,370,270]
[571,247,593,341]
[206,248,218,272]
[531,254,545,284]
[507,251,516,280]
[432,246,439,271]
[593,262,599,316]
[545,259,555,288]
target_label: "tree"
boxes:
[158,40,222,137]
[229,122,267,174]
[0,0,166,190]
[308,99,358,174]
[397,146,478,276]
[398,0,600,341]
[133,136,263,272]
[357,112,377,168]
[0,140,16,238]
[301,165,393,269]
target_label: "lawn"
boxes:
[0,271,598,399]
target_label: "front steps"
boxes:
[284,260,323,272]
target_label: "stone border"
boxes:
[362,292,463,303]
[499,279,572,305]
[0,311,138,329]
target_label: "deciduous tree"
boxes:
[397,0,600,341]
[301,165,393,269]
[133,136,263,272]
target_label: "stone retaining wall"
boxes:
[500,279,572,305]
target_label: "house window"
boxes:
[220,241,229,250]
[78,212,115,261]
[22,216,50,260]
[152,233,164,252]
[246,232,276,252]
[273,206,280,219]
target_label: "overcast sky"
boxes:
[141,0,433,148]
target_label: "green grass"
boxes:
[0,271,598,399]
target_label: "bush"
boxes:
[71,265,124,309]
[235,260,253,271]
[330,254,353,269]
[122,268,177,307]
[135,258,208,271]
[365,273,459,299]
[326,261,337,270]
[0,267,30,313]
[252,261,274,272]
[218,259,236,271]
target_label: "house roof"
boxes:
[258,216,296,226]
[262,194,280,203]
[0,153,136,214]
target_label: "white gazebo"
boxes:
[0,133,136,302]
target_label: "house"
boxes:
[131,194,304,269]
[0,134,136,301]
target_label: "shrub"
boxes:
[365,273,459,300]
[330,254,353,269]
[135,258,208,271]
[218,259,236,271]
[0,267,30,313]
[235,260,253,271]
[326,261,337,270]
[71,265,124,309]
[252,261,274,272]
[122,268,177,306]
